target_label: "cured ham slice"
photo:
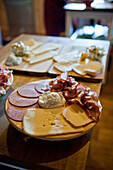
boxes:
[8,91,38,107]
[63,87,77,99]
[84,99,101,121]
[47,72,77,92]
[0,64,8,71]
[67,91,85,106]
[44,72,102,121]
[0,72,9,85]
[0,64,13,96]
[0,64,12,86]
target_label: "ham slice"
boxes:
[44,72,102,121]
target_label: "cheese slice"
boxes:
[84,61,103,77]
[33,43,63,55]
[73,63,86,75]
[63,104,93,127]
[54,50,81,63]
[73,61,103,77]
[23,107,84,137]
[23,39,43,51]
[54,62,73,72]
[29,51,56,64]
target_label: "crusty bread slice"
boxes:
[29,51,57,64]
[63,104,93,127]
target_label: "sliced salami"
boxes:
[35,80,50,94]
[6,104,38,121]
[18,83,39,98]
[8,91,38,107]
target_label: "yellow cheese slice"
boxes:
[23,107,84,137]
[73,61,103,77]
[23,39,43,51]
[29,51,56,64]
[33,43,63,55]
[54,62,73,72]
[84,61,103,77]
[54,50,81,63]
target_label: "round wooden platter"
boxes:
[5,79,96,141]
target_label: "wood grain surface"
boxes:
[0,75,101,169]
[0,34,109,170]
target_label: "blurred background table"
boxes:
[64,1,113,40]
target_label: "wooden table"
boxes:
[64,1,113,39]
[0,34,110,169]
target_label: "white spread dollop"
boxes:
[10,41,29,56]
[38,91,66,108]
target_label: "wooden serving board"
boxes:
[2,58,53,75]
[5,80,96,141]
[1,36,107,82]
[48,61,104,83]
